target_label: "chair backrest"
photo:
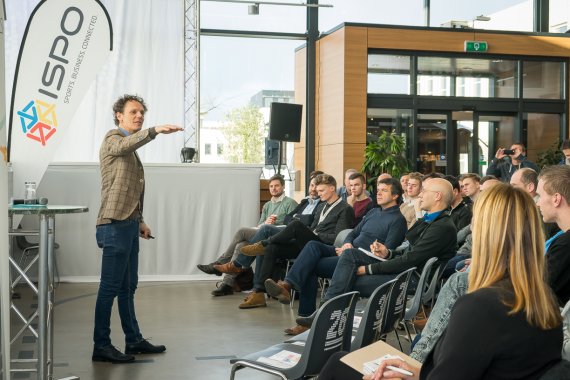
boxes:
[538,360,570,380]
[293,291,359,378]
[380,267,416,336]
[351,279,396,351]
[421,263,442,309]
[333,229,353,248]
[403,257,438,321]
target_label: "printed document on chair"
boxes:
[257,350,301,368]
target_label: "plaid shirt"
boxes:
[96,127,157,225]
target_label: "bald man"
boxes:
[510,168,538,202]
[304,178,457,322]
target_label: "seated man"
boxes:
[511,167,559,238]
[265,178,407,334]
[298,178,457,327]
[345,172,373,226]
[215,174,354,309]
[195,174,297,295]
[399,172,422,229]
[443,175,471,231]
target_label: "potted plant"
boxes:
[536,140,564,169]
[361,131,411,192]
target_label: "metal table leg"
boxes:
[37,214,49,379]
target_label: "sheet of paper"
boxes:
[358,247,387,261]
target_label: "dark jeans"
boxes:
[255,221,324,292]
[442,254,469,278]
[93,220,143,348]
[285,240,339,316]
[318,351,361,380]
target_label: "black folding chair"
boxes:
[229,291,359,379]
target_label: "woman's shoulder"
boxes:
[454,286,512,318]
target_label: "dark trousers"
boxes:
[318,351,362,380]
[93,220,143,348]
[255,221,323,292]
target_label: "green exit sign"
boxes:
[464,40,489,52]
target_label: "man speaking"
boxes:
[92,95,182,363]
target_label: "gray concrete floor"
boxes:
[8,281,410,380]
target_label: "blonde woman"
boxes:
[371,183,562,379]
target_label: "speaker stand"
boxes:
[277,141,284,176]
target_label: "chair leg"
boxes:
[393,330,404,351]
[403,322,413,353]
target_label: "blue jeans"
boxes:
[285,241,339,316]
[410,271,469,362]
[324,249,385,301]
[93,220,143,348]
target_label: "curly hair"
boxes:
[112,95,148,126]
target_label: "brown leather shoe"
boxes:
[284,324,309,336]
[265,279,292,305]
[240,241,266,256]
[239,291,267,309]
[213,262,245,274]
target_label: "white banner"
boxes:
[8,0,112,200]
[1,0,10,376]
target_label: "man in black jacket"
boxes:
[536,165,570,306]
[444,175,472,231]
[486,143,539,182]
[215,174,354,309]
[318,178,457,306]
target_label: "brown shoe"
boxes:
[213,262,245,274]
[265,279,292,305]
[284,324,309,336]
[240,241,266,256]
[238,292,267,309]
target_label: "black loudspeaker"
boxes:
[265,138,280,166]
[268,102,302,142]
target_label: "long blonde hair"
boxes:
[468,183,561,329]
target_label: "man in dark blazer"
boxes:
[92,95,182,363]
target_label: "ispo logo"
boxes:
[17,100,58,146]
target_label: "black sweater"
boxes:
[369,211,457,275]
[546,229,570,306]
[421,285,562,380]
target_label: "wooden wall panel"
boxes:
[343,27,368,175]
[317,144,345,183]
[294,47,307,197]
[316,28,346,147]
[367,28,570,56]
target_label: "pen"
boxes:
[386,365,413,376]
[148,235,155,239]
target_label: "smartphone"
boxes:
[503,149,515,155]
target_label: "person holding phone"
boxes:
[486,142,539,182]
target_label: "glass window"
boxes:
[417,113,447,174]
[368,54,411,94]
[523,61,564,99]
[217,144,224,155]
[366,108,412,143]
[417,57,517,98]
[201,36,298,164]
[524,113,562,163]
[205,143,212,155]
